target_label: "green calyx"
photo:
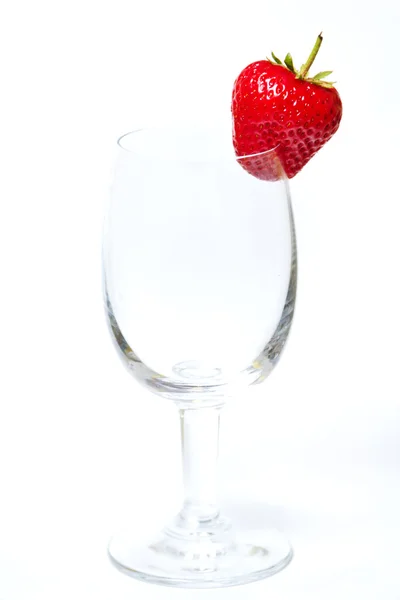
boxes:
[269,33,336,88]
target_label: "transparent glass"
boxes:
[103,127,297,588]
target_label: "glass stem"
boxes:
[179,406,222,525]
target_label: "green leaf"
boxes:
[315,80,336,88]
[284,53,295,73]
[298,63,306,78]
[271,52,282,65]
[313,70,333,81]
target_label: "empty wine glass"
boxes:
[102,126,297,588]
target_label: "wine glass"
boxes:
[102,126,297,588]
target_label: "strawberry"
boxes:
[232,33,342,180]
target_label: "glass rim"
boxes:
[116,127,281,164]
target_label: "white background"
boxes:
[1,0,400,598]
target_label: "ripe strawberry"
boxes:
[232,34,342,180]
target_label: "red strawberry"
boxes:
[232,33,342,180]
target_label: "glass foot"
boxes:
[108,513,293,588]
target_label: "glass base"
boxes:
[108,513,293,588]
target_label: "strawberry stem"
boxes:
[298,32,323,79]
